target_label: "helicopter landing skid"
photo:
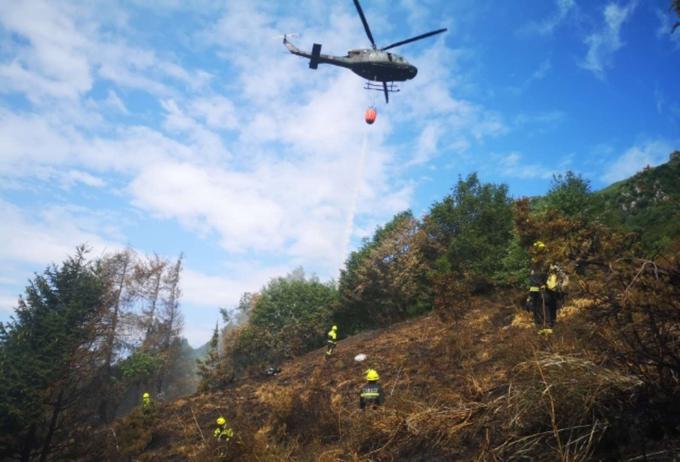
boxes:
[363,82,400,93]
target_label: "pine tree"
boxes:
[336,211,429,331]
[155,254,184,394]
[96,249,135,423]
[197,322,221,392]
[0,247,106,461]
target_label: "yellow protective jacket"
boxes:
[214,424,234,440]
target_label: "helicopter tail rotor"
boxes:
[274,33,300,40]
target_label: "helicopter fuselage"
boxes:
[284,39,417,82]
[343,48,417,81]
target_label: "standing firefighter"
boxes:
[141,392,152,414]
[526,241,567,335]
[360,369,384,410]
[326,325,338,358]
[213,416,234,441]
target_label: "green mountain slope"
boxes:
[595,151,680,253]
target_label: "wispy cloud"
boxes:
[508,59,552,95]
[522,0,576,36]
[495,152,555,180]
[655,8,680,48]
[581,1,637,79]
[59,169,107,189]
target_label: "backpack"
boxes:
[549,264,569,292]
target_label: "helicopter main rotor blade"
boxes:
[353,0,376,49]
[380,28,447,51]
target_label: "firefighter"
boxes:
[527,240,556,335]
[360,369,384,410]
[326,325,338,357]
[213,416,234,441]
[141,392,152,413]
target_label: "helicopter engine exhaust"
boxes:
[309,43,322,69]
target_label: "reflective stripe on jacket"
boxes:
[360,382,384,409]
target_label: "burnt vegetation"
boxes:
[3,153,680,461]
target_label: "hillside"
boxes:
[14,158,679,462]
[90,290,677,461]
[595,151,680,253]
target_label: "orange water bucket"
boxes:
[365,107,377,124]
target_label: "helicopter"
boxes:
[283,0,447,103]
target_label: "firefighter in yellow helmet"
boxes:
[141,392,152,413]
[213,416,234,441]
[325,325,338,358]
[359,369,384,410]
[527,241,564,335]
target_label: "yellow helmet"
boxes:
[533,241,546,250]
[142,392,150,398]
[216,416,226,426]
[331,325,337,331]
[365,369,379,381]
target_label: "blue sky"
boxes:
[1,0,678,346]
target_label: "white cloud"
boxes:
[523,0,576,36]
[182,265,288,309]
[601,140,675,183]
[655,8,680,49]
[0,1,93,100]
[181,263,308,346]
[508,59,552,95]
[581,1,637,79]
[160,99,230,162]
[189,96,238,130]
[410,122,443,166]
[496,152,555,180]
[0,110,194,179]
[103,90,129,114]
[392,41,507,165]
[0,0,209,103]
[0,293,19,315]
[129,162,287,251]
[0,199,124,266]
[60,169,106,188]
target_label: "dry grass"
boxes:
[99,291,679,461]
[487,352,643,461]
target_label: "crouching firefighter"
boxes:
[360,369,384,410]
[213,416,234,441]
